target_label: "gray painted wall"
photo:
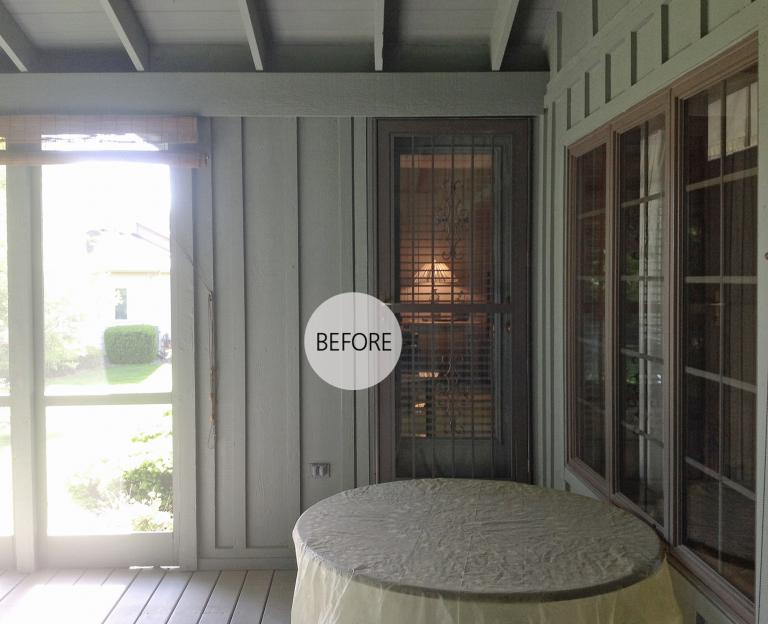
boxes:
[194,116,363,568]
[537,0,768,622]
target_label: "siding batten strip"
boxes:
[339,117,356,492]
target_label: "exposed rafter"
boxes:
[237,0,268,71]
[489,0,521,71]
[374,0,385,71]
[0,1,38,72]
[100,0,150,71]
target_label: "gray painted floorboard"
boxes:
[0,567,295,624]
[261,571,296,624]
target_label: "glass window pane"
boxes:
[616,116,665,523]
[686,186,721,277]
[684,375,719,472]
[724,66,759,174]
[646,360,664,441]
[46,404,172,535]
[723,178,757,276]
[619,206,639,276]
[723,285,756,385]
[684,86,722,184]
[42,163,172,396]
[684,463,719,568]
[720,486,755,600]
[619,127,642,203]
[572,145,607,477]
[619,281,639,351]
[685,284,720,376]
[647,116,665,197]
[723,386,755,491]
[681,69,757,600]
[645,279,663,359]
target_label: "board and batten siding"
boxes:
[536,0,768,622]
[195,116,370,569]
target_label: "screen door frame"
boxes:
[374,118,532,483]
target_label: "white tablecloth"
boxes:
[292,479,682,623]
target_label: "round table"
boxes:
[292,479,682,623]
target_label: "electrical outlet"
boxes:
[310,462,331,478]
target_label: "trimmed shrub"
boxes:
[104,324,157,364]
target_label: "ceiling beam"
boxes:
[0,72,549,117]
[0,1,38,72]
[374,0,385,71]
[489,0,521,71]
[237,0,267,71]
[100,0,150,71]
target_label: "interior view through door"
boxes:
[377,119,531,482]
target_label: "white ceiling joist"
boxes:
[490,0,521,71]
[374,0,385,71]
[0,1,38,72]
[100,0,150,71]
[237,0,268,71]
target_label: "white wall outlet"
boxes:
[310,462,331,478]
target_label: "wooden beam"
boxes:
[0,72,549,117]
[236,0,267,71]
[100,0,150,71]
[490,0,521,71]
[0,1,38,72]
[374,0,385,71]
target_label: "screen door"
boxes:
[376,119,531,482]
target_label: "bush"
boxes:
[122,459,173,513]
[104,325,157,364]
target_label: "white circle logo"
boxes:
[304,292,402,390]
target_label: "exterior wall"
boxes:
[537,0,768,622]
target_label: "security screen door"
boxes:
[377,119,531,482]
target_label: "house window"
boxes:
[681,65,757,602]
[566,41,757,615]
[570,144,607,479]
[114,288,128,320]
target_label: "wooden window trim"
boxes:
[565,34,758,623]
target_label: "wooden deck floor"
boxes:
[0,568,296,624]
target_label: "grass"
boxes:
[48,361,166,387]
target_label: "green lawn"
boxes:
[48,361,166,387]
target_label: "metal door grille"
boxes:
[377,120,531,482]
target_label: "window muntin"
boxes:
[681,66,757,601]
[571,144,607,477]
[616,115,665,525]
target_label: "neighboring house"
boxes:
[85,223,171,348]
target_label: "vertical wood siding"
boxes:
[197,116,364,567]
